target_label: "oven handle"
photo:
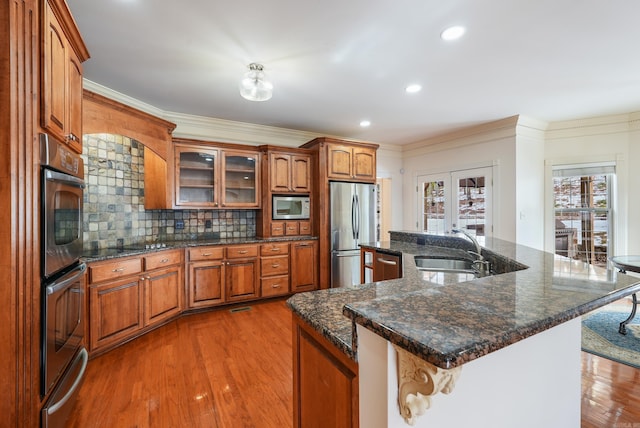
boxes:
[46,263,87,296]
[46,348,88,415]
[44,168,85,188]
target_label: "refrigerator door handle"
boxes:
[354,194,360,240]
[351,194,357,240]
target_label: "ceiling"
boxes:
[66,0,640,145]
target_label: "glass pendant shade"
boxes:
[239,63,273,101]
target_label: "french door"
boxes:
[418,167,493,240]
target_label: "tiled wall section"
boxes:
[82,134,256,250]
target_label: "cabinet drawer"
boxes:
[261,275,289,297]
[226,245,258,259]
[271,222,285,237]
[89,257,142,284]
[144,250,183,270]
[188,246,224,261]
[285,222,300,235]
[299,221,311,235]
[261,255,289,276]
[260,242,289,256]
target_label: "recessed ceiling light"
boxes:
[441,25,466,41]
[405,84,422,94]
[360,120,371,128]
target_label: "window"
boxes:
[553,163,615,267]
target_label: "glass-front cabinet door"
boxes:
[221,150,260,208]
[175,146,218,207]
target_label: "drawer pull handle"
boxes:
[377,258,397,266]
[238,250,248,254]
[271,263,280,268]
[270,247,281,252]
[271,284,281,288]
[160,258,170,263]
[201,253,212,256]
[112,267,125,272]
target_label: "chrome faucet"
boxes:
[451,228,490,275]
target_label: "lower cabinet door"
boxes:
[226,259,259,302]
[188,261,225,308]
[291,241,318,293]
[89,276,142,352]
[143,265,183,326]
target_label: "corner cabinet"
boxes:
[173,140,260,209]
[87,249,184,355]
[41,0,90,153]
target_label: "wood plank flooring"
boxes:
[69,299,640,427]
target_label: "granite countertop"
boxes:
[82,235,318,262]
[286,231,640,368]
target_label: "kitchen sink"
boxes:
[414,256,482,276]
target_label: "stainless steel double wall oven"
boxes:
[40,134,87,428]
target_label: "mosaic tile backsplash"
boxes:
[82,134,256,250]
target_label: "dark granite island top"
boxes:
[286,231,640,368]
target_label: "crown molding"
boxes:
[546,112,640,139]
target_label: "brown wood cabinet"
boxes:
[41,0,89,152]
[186,247,225,308]
[173,140,260,209]
[87,249,184,354]
[293,313,359,428]
[327,144,377,183]
[257,146,314,238]
[360,248,402,283]
[260,242,290,298]
[186,244,259,308]
[291,240,318,293]
[269,152,311,193]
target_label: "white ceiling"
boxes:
[66,0,640,145]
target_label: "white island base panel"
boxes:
[357,317,582,428]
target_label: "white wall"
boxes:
[400,117,519,242]
[376,143,405,235]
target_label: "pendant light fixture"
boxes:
[239,63,273,102]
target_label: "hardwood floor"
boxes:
[69,300,293,428]
[69,299,640,427]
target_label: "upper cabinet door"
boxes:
[291,155,311,192]
[221,150,260,208]
[174,146,219,207]
[269,152,311,193]
[42,4,67,141]
[41,0,89,153]
[327,143,376,183]
[270,153,292,193]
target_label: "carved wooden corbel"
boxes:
[394,345,462,425]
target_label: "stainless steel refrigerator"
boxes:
[330,182,377,288]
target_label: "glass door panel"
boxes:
[418,167,492,240]
[175,148,217,207]
[451,168,492,241]
[222,151,259,207]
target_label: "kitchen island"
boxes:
[286,231,640,428]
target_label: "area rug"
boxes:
[581,308,640,369]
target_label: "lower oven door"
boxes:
[41,347,88,428]
[42,262,86,396]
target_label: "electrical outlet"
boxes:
[175,220,184,230]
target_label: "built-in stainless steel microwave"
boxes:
[273,196,310,220]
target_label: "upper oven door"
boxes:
[42,168,84,278]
